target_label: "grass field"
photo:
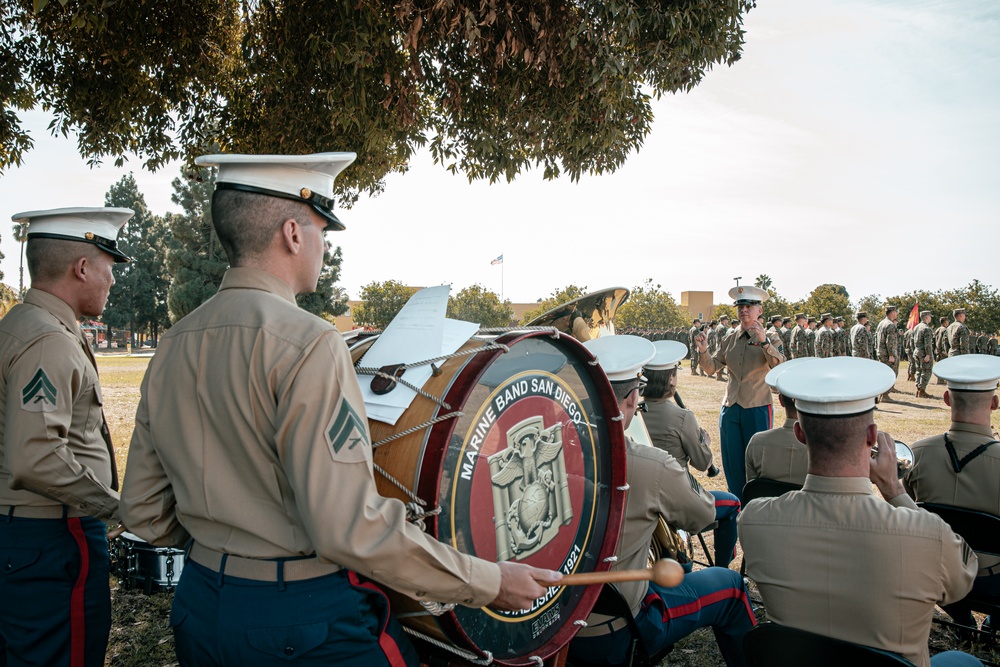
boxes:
[96,354,999,666]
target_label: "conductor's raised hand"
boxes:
[693,332,708,353]
[490,561,562,611]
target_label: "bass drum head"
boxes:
[428,332,625,665]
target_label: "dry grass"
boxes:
[96,355,999,666]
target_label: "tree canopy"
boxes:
[102,174,170,341]
[352,280,418,329]
[446,284,514,327]
[2,0,755,196]
[616,279,685,330]
[519,284,589,324]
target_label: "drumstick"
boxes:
[559,559,685,589]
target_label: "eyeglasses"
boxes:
[635,381,647,397]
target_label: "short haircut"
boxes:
[611,379,640,404]
[26,238,102,284]
[948,389,995,414]
[643,367,676,400]
[211,189,313,266]
[797,410,873,464]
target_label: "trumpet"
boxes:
[870,440,913,478]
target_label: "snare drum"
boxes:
[114,532,185,593]
[351,329,627,666]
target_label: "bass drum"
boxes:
[350,329,627,666]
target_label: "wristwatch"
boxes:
[759,339,770,347]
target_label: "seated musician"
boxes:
[739,357,981,667]
[570,335,755,667]
[642,340,740,568]
[743,358,815,487]
[904,354,1000,634]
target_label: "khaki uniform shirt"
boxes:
[607,437,715,615]
[698,327,784,409]
[905,421,1000,573]
[643,397,712,472]
[0,289,119,520]
[740,475,977,667]
[120,268,500,606]
[744,418,808,485]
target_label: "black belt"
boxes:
[0,504,87,519]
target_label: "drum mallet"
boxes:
[558,559,685,588]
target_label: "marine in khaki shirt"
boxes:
[640,340,739,569]
[0,206,132,667]
[693,285,784,502]
[0,290,119,519]
[572,335,754,667]
[744,358,815,489]
[740,357,978,667]
[904,354,1000,629]
[120,154,556,666]
[744,418,808,486]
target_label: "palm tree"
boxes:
[12,222,28,300]
[755,274,773,291]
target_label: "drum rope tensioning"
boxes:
[349,327,629,666]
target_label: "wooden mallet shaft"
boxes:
[559,559,684,588]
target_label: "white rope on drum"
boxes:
[372,411,464,448]
[401,626,494,665]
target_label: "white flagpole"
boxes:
[501,252,505,302]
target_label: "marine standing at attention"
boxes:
[948,308,972,357]
[120,153,559,666]
[912,310,936,399]
[876,305,901,400]
[0,207,132,667]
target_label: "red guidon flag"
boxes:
[906,303,920,330]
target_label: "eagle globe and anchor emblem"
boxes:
[487,416,573,562]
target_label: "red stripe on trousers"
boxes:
[67,518,90,667]
[347,571,408,667]
[767,403,773,429]
[715,499,740,508]
[665,587,757,627]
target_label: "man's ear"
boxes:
[991,394,999,412]
[71,255,89,282]
[279,218,302,254]
[793,421,806,445]
[864,423,878,448]
[942,390,951,408]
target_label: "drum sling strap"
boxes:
[944,433,999,473]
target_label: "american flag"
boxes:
[491,254,503,266]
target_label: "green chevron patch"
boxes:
[22,368,57,413]
[326,400,369,456]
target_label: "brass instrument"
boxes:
[871,440,914,478]
[526,287,631,341]
[649,516,692,568]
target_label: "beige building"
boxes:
[680,291,714,322]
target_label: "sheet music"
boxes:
[357,286,480,425]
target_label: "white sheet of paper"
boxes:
[357,286,481,425]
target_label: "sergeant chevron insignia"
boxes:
[326,399,369,455]
[22,368,57,413]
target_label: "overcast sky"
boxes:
[1,0,997,306]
